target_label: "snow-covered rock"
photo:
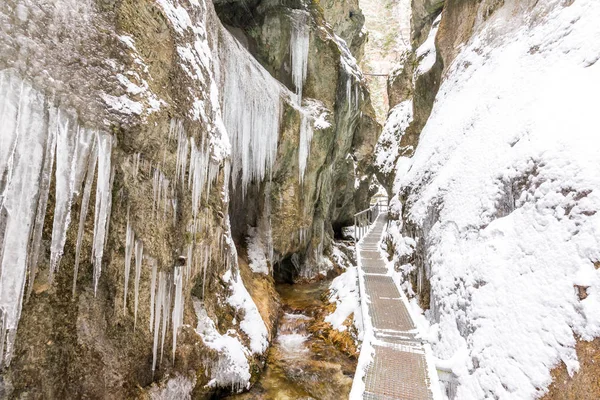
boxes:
[387,0,600,398]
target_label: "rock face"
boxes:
[214,0,380,281]
[320,0,366,61]
[377,0,600,398]
[0,0,379,397]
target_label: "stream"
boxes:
[226,280,357,400]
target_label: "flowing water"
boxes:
[226,280,357,400]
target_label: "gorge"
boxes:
[1,0,599,399]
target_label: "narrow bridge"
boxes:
[350,204,442,399]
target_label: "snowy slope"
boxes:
[392,0,600,398]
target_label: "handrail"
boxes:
[353,201,388,241]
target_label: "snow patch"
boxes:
[222,269,269,354]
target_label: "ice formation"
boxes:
[290,10,310,105]
[73,137,98,296]
[298,112,314,184]
[123,212,135,314]
[219,28,283,195]
[149,264,188,372]
[193,298,251,392]
[134,239,144,329]
[49,121,94,280]
[246,227,269,275]
[0,70,113,365]
[92,132,114,295]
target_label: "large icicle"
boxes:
[219,29,283,195]
[73,135,98,296]
[123,212,135,314]
[49,120,94,280]
[134,239,143,328]
[152,271,165,374]
[298,112,314,183]
[26,104,57,301]
[0,70,114,365]
[149,257,158,332]
[290,10,310,105]
[92,132,113,295]
[173,120,189,187]
[0,71,48,365]
[172,266,184,363]
[189,138,219,223]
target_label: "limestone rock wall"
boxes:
[0,0,378,397]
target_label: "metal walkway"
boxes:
[352,212,439,400]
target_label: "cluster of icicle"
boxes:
[121,119,228,374]
[0,70,113,366]
[220,28,281,197]
[144,223,234,375]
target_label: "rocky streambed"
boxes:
[226,279,358,400]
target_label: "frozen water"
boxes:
[290,10,310,105]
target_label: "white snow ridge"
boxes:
[389,0,600,398]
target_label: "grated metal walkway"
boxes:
[356,213,436,400]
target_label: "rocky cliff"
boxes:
[0,0,379,397]
[377,0,600,398]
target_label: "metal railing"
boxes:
[353,201,388,241]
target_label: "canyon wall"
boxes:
[0,0,379,397]
[377,0,600,398]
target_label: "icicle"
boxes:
[290,10,310,105]
[202,245,209,300]
[123,211,134,314]
[162,175,169,221]
[152,168,159,216]
[72,135,98,296]
[186,244,193,282]
[0,71,51,365]
[134,239,143,329]
[103,165,115,252]
[92,133,113,295]
[132,152,141,179]
[220,30,282,196]
[160,273,172,365]
[174,120,189,187]
[172,266,184,364]
[26,104,58,302]
[152,271,165,374]
[149,257,158,332]
[346,75,353,113]
[298,112,314,183]
[49,119,94,280]
[188,138,218,222]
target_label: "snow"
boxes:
[414,13,441,77]
[222,268,269,354]
[374,99,413,175]
[325,267,362,334]
[149,374,195,400]
[101,93,144,115]
[389,0,600,398]
[246,227,269,275]
[193,298,252,392]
